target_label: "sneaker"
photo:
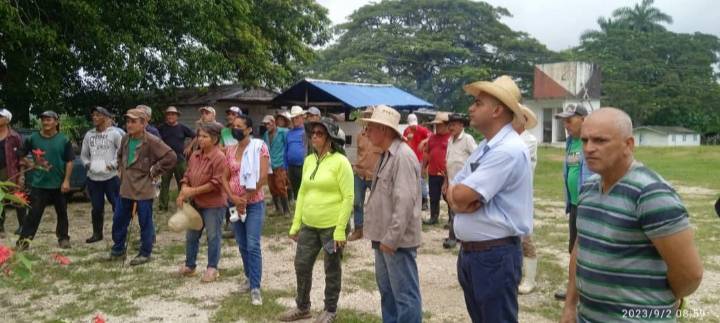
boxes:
[85,235,103,244]
[250,288,263,306]
[201,267,219,283]
[238,280,251,293]
[314,311,337,323]
[177,265,196,277]
[278,308,312,322]
[58,239,72,249]
[422,218,438,225]
[442,238,457,249]
[554,290,566,301]
[347,229,363,242]
[129,255,151,266]
[107,251,126,261]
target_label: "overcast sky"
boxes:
[316,0,720,51]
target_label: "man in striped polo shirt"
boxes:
[561,108,703,322]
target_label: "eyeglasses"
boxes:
[311,130,327,137]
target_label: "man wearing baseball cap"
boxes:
[552,104,594,301]
[17,110,75,250]
[261,115,290,216]
[447,75,533,322]
[0,108,27,239]
[403,113,431,211]
[110,108,176,265]
[305,107,321,122]
[157,106,195,213]
[136,105,160,137]
[80,106,124,243]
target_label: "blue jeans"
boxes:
[233,201,265,289]
[87,176,120,237]
[457,241,522,323]
[185,206,225,269]
[111,198,154,257]
[420,176,428,199]
[374,247,422,323]
[353,174,371,228]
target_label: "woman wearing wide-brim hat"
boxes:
[279,117,354,323]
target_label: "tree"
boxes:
[0,0,330,124]
[611,0,673,32]
[303,0,556,112]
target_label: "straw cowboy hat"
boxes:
[463,75,523,124]
[516,104,538,129]
[289,105,305,118]
[430,112,450,124]
[360,104,403,138]
[168,203,203,232]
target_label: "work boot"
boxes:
[85,235,103,244]
[519,257,538,294]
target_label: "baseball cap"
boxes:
[262,115,275,124]
[554,104,589,119]
[199,106,216,115]
[307,107,321,116]
[407,113,418,126]
[92,106,114,118]
[227,106,242,115]
[0,108,12,121]
[40,111,59,120]
[125,108,147,120]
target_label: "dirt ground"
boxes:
[2,186,719,322]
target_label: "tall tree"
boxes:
[611,0,673,32]
[303,0,555,112]
[0,0,330,123]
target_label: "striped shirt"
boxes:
[576,162,689,322]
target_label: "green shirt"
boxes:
[128,138,140,165]
[566,138,583,205]
[289,151,354,241]
[221,127,238,146]
[25,132,74,189]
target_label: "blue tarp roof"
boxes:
[273,78,434,110]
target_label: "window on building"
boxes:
[683,134,687,142]
[672,135,676,142]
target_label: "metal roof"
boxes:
[634,126,698,135]
[273,78,434,110]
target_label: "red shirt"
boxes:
[426,132,451,176]
[181,147,228,208]
[403,125,431,163]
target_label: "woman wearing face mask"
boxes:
[221,115,269,305]
[278,117,353,323]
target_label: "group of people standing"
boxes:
[0,73,704,323]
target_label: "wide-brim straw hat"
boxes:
[168,203,203,232]
[430,111,450,124]
[463,75,523,126]
[360,104,403,138]
[289,105,305,118]
[516,104,538,130]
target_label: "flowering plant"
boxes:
[0,180,32,281]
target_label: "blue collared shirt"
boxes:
[451,123,533,241]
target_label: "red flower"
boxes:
[93,313,106,323]
[51,253,71,266]
[12,191,29,206]
[31,149,45,158]
[0,245,13,266]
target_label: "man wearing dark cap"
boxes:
[157,106,195,212]
[110,108,176,265]
[80,106,124,243]
[442,113,476,248]
[552,104,594,300]
[17,111,75,250]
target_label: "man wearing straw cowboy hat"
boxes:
[513,105,540,295]
[446,75,533,322]
[110,108,176,266]
[362,105,423,323]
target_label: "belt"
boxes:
[460,237,519,253]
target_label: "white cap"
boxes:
[0,109,12,122]
[307,107,321,116]
[407,113,418,126]
[262,115,275,123]
[227,106,242,115]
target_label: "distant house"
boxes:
[634,126,701,147]
[524,61,602,144]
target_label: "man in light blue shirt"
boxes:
[447,75,533,323]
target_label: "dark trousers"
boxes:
[458,240,522,323]
[568,204,578,254]
[87,176,120,238]
[111,198,154,257]
[0,206,26,232]
[159,159,187,211]
[20,187,69,241]
[288,164,303,201]
[447,208,456,240]
[428,175,445,220]
[294,225,344,312]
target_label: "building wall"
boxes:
[634,130,701,146]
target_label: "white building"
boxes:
[634,126,701,147]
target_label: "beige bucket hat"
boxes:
[168,203,203,232]
[463,75,523,125]
[360,104,402,137]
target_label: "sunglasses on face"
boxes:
[311,130,327,137]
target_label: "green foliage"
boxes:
[570,1,720,134]
[0,0,331,123]
[303,0,557,112]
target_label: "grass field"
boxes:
[1,146,719,322]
